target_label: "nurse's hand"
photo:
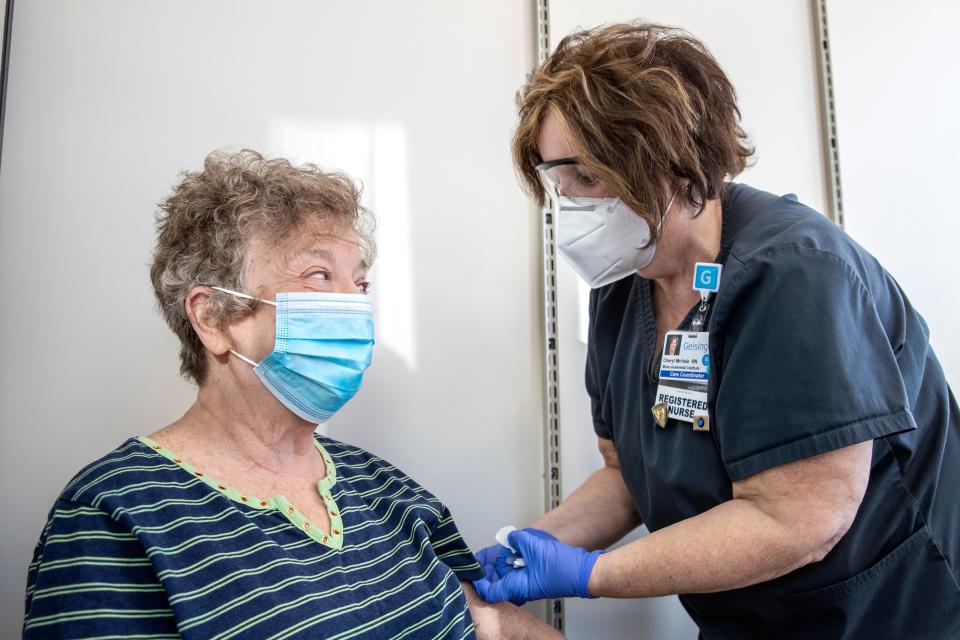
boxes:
[475,543,511,582]
[473,528,603,605]
[476,529,558,583]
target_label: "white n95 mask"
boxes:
[556,191,676,289]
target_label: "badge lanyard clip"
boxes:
[691,262,722,331]
[691,296,711,332]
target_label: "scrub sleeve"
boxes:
[711,245,916,480]
[585,281,628,441]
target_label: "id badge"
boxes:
[654,331,711,430]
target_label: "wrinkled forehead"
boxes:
[246,220,365,272]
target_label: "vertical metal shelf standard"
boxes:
[813,0,845,227]
[0,0,16,173]
[534,0,564,632]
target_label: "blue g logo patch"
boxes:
[701,354,710,367]
[693,263,722,293]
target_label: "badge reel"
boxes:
[651,263,721,432]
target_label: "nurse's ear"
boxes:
[184,286,233,357]
[674,180,694,210]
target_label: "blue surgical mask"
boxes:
[211,286,374,424]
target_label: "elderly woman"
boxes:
[24,150,559,639]
[474,22,960,638]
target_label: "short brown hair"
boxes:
[513,21,753,231]
[150,149,376,385]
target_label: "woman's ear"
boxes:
[184,287,232,356]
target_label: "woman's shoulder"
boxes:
[722,183,886,291]
[724,183,855,265]
[316,435,407,477]
[315,435,435,498]
[59,436,183,507]
[313,434,393,474]
[314,434,381,463]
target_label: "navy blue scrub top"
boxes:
[587,183,960,639]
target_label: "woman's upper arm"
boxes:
[598,436,620,469]
[732,440,873,560]
[462,582,565,640]
[24,499,175,638]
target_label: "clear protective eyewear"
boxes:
[535,156,613,208]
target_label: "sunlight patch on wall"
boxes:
[269,120,417,371]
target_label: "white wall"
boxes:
[0,2,544,637]
[3,3,954,639]
[548,2,828,638]
[827,0,959,387]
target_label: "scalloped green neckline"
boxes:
[137,435,344,550]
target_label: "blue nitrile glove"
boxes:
[493,528,558,579]
[473,528,603,606]
[474,543,510,582]
[475,529,559,584]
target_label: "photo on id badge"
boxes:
[665,334,683,356]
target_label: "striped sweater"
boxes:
[24,435,484,639]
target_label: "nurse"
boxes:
[474,21,960,638]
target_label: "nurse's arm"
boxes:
[587,440,872,597]
[532,437,643,549]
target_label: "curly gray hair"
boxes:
[150,149,377,385]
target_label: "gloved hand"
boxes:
[473,528,603,606]
[474,543,510,582]
[491,527,557,576]
[475,529,559,584]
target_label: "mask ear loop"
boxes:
[656,189,680,236]
[207,285,277,307]
[645,189,680,249]
[205,285,277,368]
[229,350,259,367]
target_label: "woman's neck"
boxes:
[151,378,323,483]
[641,197,723,303]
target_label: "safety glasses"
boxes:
[535,156,612,206]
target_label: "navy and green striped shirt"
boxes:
[24,435,484,639]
